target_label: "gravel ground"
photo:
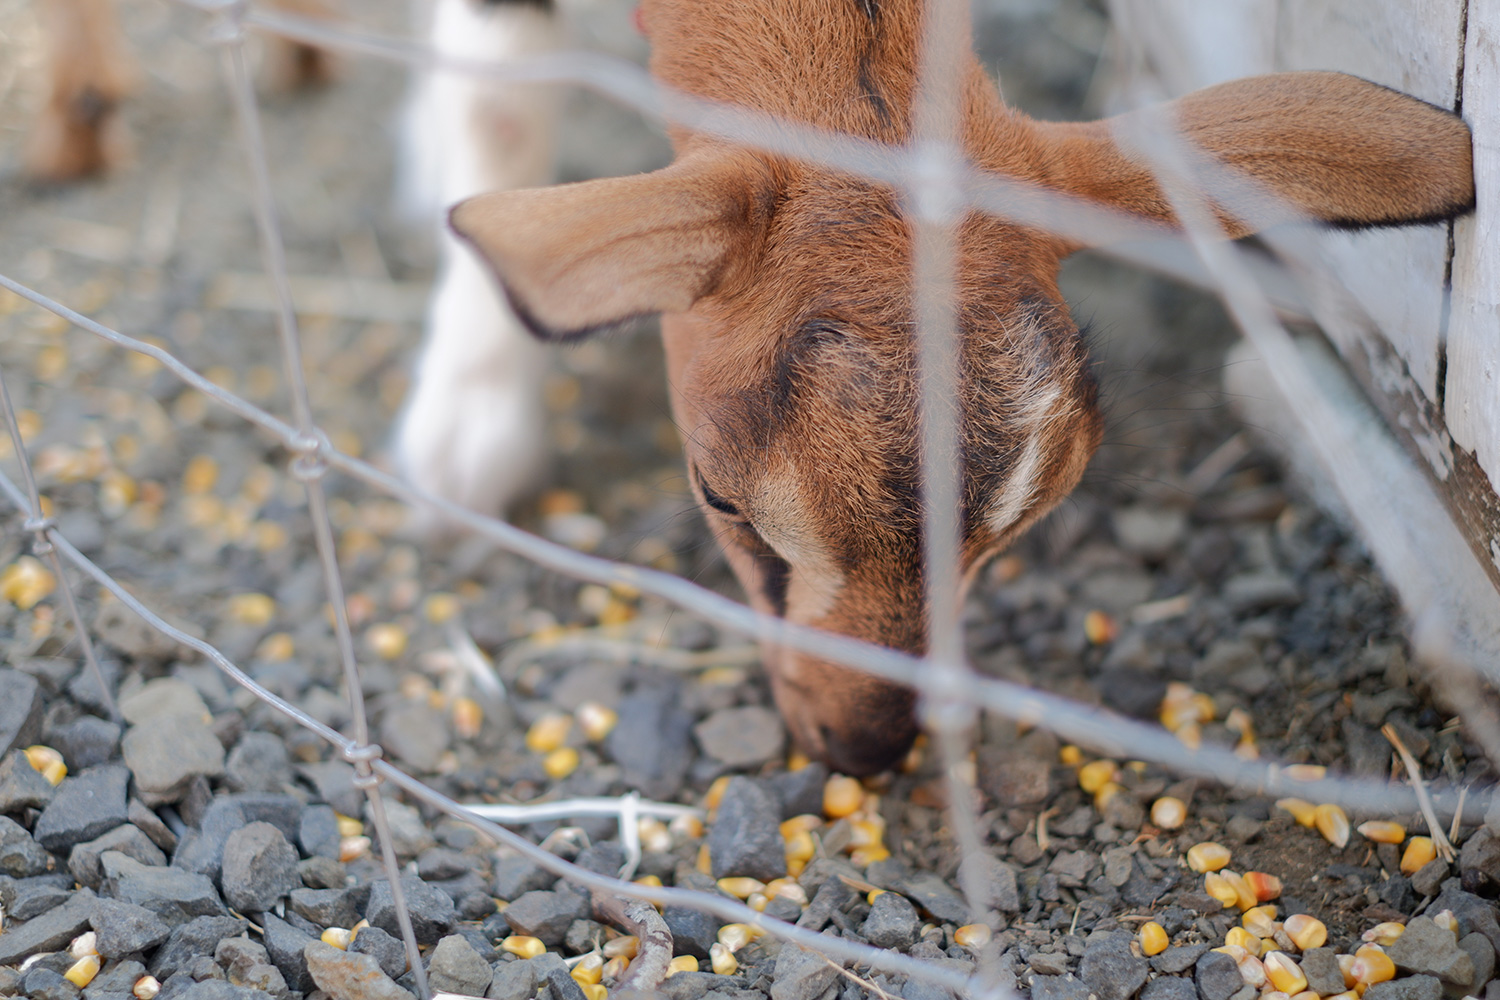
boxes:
[0,2,1496,1000]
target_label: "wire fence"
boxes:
[1,1,1495,998]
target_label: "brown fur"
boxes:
[26,0,339,183]
[454,0,1475,775]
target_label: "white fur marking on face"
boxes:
[753,462,845,621]
[986,383,1062,536]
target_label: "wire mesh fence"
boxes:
[0,1,1494,998]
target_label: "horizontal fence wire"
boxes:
[0,1,1494,998]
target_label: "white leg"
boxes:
[396,0,562,529]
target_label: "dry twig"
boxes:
[1383,723,1457,861]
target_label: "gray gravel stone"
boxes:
[694,706,785,768]
[976,749,1051,806]
[1031,975,1095,1000]
[0,669,43,758]
[122,716,225,806]
[373,798,436,859]
[768,762,828,819]
[1142,977,1199,1000]
[119,678,212,724]
[102,851,226,926]
[1049,851,1098,887]
[0,887,96,964]
[862,891,920,949]
[222,822,301,913]
[33,764,131,851]
[1413,859,1451,898]
[351,923,408,980]
[657,972,741,1000]
[1459,933,1497,997]
[957,853,1020,914]
[305,938,416,1000]
[224,732,291,794]
[1195,950,1242,1000]
[664,904,721,960]
[368,876,457,945]
[129,798,178,852]
[3,874,70,919]
[493,853,557,900]
[48,715,121,771]
[23,967,78,1000]
[380,700,452,774]
[69,823,167,888]
[289,886,364,929]
[546,966,589,1000]
[90,896,173,957]
[605,686,693,801]
[259,912,317,992]
[149,915,250,979]
[0,813,50,876]
[708,777,786,882]
[0,748,55,812]
[1388,916,1476,986]
[1301,948,1346,996]
[1113,506,1187,559]
[296,760,363,818]
[486,958,536,1000]
[428,934,493,996]
[771,944,839,1000]
[501,886,589,947]
[298,804,341,860]
[1080,931,1148,1000]
[1031,953,1072,976]
[894,872,969,924]
[1363,976,1443,1000]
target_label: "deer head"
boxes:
[451,0,1474,775]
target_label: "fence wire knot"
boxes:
[343,742,385,787]
[287,431,330,482]
[201,0,250,47]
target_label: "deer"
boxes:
[441,0,1475,777]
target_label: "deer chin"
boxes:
[767,649,919,777]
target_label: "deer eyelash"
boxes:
[693,465,744,519]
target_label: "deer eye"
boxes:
[693,465,744,519]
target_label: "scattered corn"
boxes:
[1078,759,1118,794]
[1150,796,1187,830]
[670,814,705,840]
[453,697,483,740]
[70,932,98,959]
[1234,952,1267,988]
[577,702,619,742]
[335,814,364,838]
[1187,842,1232,873]
[1221,870,1257,911]
[1224,927,1261,956]
[1401,836,1436,874]
[718,924,764,952]
[638,817,672,854]
[602,957,629,980]
[1350,945,1395,986]
[526,713,573,753]
[183,455,219,495]
[747,893,769,912]
[785,830,815,865]
[867,889,886,904]
[603,936,639,959]
[1357,821,1407,845]
[824,776,865,818]
[1285,764,1327,782]
[65,955,101,988]
[632,875,663,889]
[134,976,162,1000]
[1265,952,1307,994]
[366,623,408,660]
[667,956,698,977]
[718,877,766,899]
[1243,872,1283,903]
[321,927,353,949]
[572,954,605,986]
[25,745,67,786]
[1314,804,1350,848]
[781,814,822,837]
[1337,954,1358,989]
[1083,609,1118,644]
[705,775,733,814]
[765,879,809,906]
[696,844,712,874]
[0,556,56,611]
[1242,905,1278,938]
[339,836,371,862]
[850,843,891,867]
[710,941,739,976]
[423,592,462,624]
[581,984,608,1000]
[1290,993,1320,1000]
[256,632,295,662]
[1362,922,1405,946]
[954,924,992,950]
[1283,914,1327,951]
[787,750,812,771]
[503,936,547,959]
[1160,682,1214,731]
[1432,910,1459,937]
[1139,922,1169,956]
[1277,798,1318,827]
[1059,745,1083,766]
[1204,872,1239,909]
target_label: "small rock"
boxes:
[299,804,341,860]
[296,760,363,818]
[957,853,1020,914]
[1031,975,1095,1000]
[224,733,292,794]
[1031,952,1072,976]
[0,887,96,964]
[1388,916,1475,986]
[222,822,301,913]
[1102,847,1134,888]
[1222,572,1299,612]
[372,799,436,859]
[1196,950,1243,1000]
[500,887,588,947]
[102,851,227,926]
[693,706,785,768]
[493,853,557,900]
[564,918,607,956]
[770,944,839,1000]
[85,958,149,997]
[427,934,492,996]
[367,876,457,945]
[1151,944,1209,975]
[1141,978,1198,1000]
[260,912,317,992]
[768,762,829,819]
[1431,884,1500,953]
[1079,931,1148,1000]
[1049,851,1098,887]
[664,906,721,960]
[1413,858,1452,898]
[0,748,55,812]
[90,897,173,957]
[976,749,1050,806]
[350,923,408,980]
[862,891,920,949]
[305,938,416,1000]
[22,967,78,1000]
[129,798,178,852]
[48,715,121,771]
[545,966,589,1000]
[150,915,250,979]
[33,764,131,851]
[1458,933,1496,998]
[3,874,70,919]
[119,679,212,725]
[215,935,270,978]
[69,822,167,888]
[290,886,365,929]
[1464,829,1500,898]
[894,872,970,924]
[300,855,347,890]
[605,686,693,801]
[0,669,43,758]
[1362,976,1443,1000]
[486,958,536,1000]
[0,813,49,876]
[1301,948,1346,997]
[122,716,225,806]
[708,777,786,882]
[1113,506,1186,560]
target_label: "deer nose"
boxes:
[769,655,919,776]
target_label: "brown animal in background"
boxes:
[27,0,337,182]
[451,0,1473,775]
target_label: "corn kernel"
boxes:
[1234,952,1266,987]
[1150,796,1187,830]
[1224,927,1261,956]
[366,623,408,660]
[134,976,162,1000]
[765,879,809,906]
[0,556,56,611]
[335,814,364,837]
[1265,952,1307,994]
[1221,870,1256,911]
[1204,872,1240,909]
[256,632,295,662]
[851,844,891,867]
[1283,914,1326,951]
[824,776,865,818]
[1187,842,1232,873]
[503,936,546,959]
[670,814,704,840]
[577,702,619,742]
[697,844,711,874]
[1285,764,1327,782]
[1324,993,1359,1000]
[849,818,886,849]
[710,942,738,976]
[1338,954,1358,989]
[632,874,662,889]
[602,957,629,981]
[603,936,639,959]
[226,592,275,627]
[788,750,812,771]
[526,713,573,754]
[667,956,698,977]
[1174,721,1202,750]
[65,955,101,988]
[1314,804,1350,848]
[1244,872,1282,903]
[183,455,218,495]
[69,931,98,958]
[1190,692,1216,723]
[1059,744,1083,765]
[1362,922,1405,946]
[453,697,483,740]
[25,745,67,786]
[1432,909,1459,937]
[1291,993,1320,1000]
[1078,759,1119,794]
[1401,836,1436,874]
[718,923,764,952]
[1242,905,1278,938]
[1351,945,1395,985]
[1139,921,1168,956]
[747,892,769,912]
[573,953,605,986]
[423,592,461,624]
[1277,798,1318,827]
[954,924,992,949]
[705,775,733,814]
[1357,821,1406,845]
[785,830,815,864]
[636,817,672,854]
[321,927,352,949]
[539,743,577,779]
[717,877,765,899]
[338,836,370,862]
[1214,945,1248,961]
[581,984,607,1000]
[1083,609,1117,644]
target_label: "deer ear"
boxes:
[450,151,769,340]
[1035,72,1474,244]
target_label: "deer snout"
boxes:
[767,651,919,777]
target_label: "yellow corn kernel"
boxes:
[781,814,823,838]
[453,697,483,740]
[65,955,101,988]
[765,879,808,906]
[1351,946,1395,986]
[666,956,698,977]
[637,817,672,854]
[850,843,891,867]
[335,813,364,837]
[1224,927,1261,956]
[1220,870,1256,911]
[339,836,371,862]
[787,749,812,771]
[1338,954,1358,989]
[1078,759,1118,794]
[1150,796,1187,830]
[1362,922,1405,946]
[718,877,765,899]
[1324,993,1359,1000]
[1265,953,1307,994]
[1139,922,1169,956]
[1059,745,1083,766]
[1242,905,1278,938]
[1190,692,1216,723]
[867,889,886,904]
[1244,872,1283,903]
[25,746,67,786]
[321,927,353,949]
[696,844,712,874]
[603,936,639,959]
[1174,721,1203,750]
[1285,764,1327,782]
[256,632,295,662]
[100,471,138,516]
[1083,610,1118,644]
[1432,909,1459,937]
[705,775,733,814]
[423,592,461,624]
[581,985,607,1000]
[1283,914,1327,951]
[134,976,162,1000]
[671,814,704,840]
[1401,836,1436,874]
[785,830,815,864]
[526,713,573,754]
[1234,952,1267,988]
[602,957,629,981]
[632,875,663,889]
[848,818,886,849]
[572,954,605,986]
[1314,804,1350,848]
[718,924,764,952]
[747,893,769,912]
[1187,842,1232,873]
[577,702,619,742]
[366,623,408,660]
[1290,993,1320,1000]
[954,924,992,949]
[710,942,738,976]
[1356,821,1406,845]
[183,455,219,495]
[503,936,546,959]
[1214,945,1248,961]
[1204,872,1239,909]
[1277,798,1318,827]
[70,932,98,958]
[824,776,865,818]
